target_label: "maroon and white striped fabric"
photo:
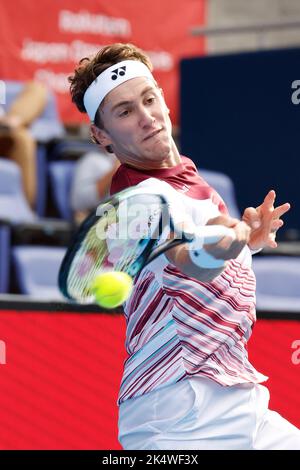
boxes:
[110,157,267,405]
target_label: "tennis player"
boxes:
[69,43,300,450]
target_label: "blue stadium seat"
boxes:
[12,246,66,299]
[198,168,241,219]
[3,81,65,216]
[252,256,300,312]
[0,158,71,287]
[0,223,10,293]
[48,161,76,221]
[0,158,36,223]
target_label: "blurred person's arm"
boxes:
[3,81,47,128]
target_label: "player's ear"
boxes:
[91,124,112,148]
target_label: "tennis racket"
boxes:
[58,186,235,304]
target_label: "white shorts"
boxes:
[118,377,300,450]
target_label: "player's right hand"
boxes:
[204,215,251,261]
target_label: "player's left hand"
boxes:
[242,190,291,251]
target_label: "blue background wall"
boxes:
[180,48,300,239]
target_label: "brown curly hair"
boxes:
[69,43,153,130]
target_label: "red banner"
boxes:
[0,1,206,124]
[0,311,126,450]
[0,309,299,450]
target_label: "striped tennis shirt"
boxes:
[110,157,267,405]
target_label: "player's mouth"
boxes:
[143,128,163,141]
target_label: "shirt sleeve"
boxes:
[135,177,220,230]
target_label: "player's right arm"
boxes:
[165,215,251,282]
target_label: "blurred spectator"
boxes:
[70,150,119,223]
[0,81,47,208]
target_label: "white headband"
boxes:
[83,59,155,122]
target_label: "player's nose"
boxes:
[138,106,155,128]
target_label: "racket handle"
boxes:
[192,225,236,247]
[188,225,236,269]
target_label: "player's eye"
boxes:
[119,109,130,117]
[146,96,155,104]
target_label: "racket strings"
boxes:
[67,209,145,300]
[68,223,108,301]
[115,203,164,273]
[65,194,165,302]
[114,199,167,275]
[113,200,160,273]
[116,238,147,273]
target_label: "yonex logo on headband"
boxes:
[83,60,155,121]
[111,66,126,80]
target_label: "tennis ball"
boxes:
[91,271,133,309]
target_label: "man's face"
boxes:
[93,77,173,168]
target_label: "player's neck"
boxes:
[123,140,181,171]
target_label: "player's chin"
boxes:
[147,140,171,158]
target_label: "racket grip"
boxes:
[192,225,236,247]
[188,225,236,269]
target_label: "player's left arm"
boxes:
[242,189,291,251]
